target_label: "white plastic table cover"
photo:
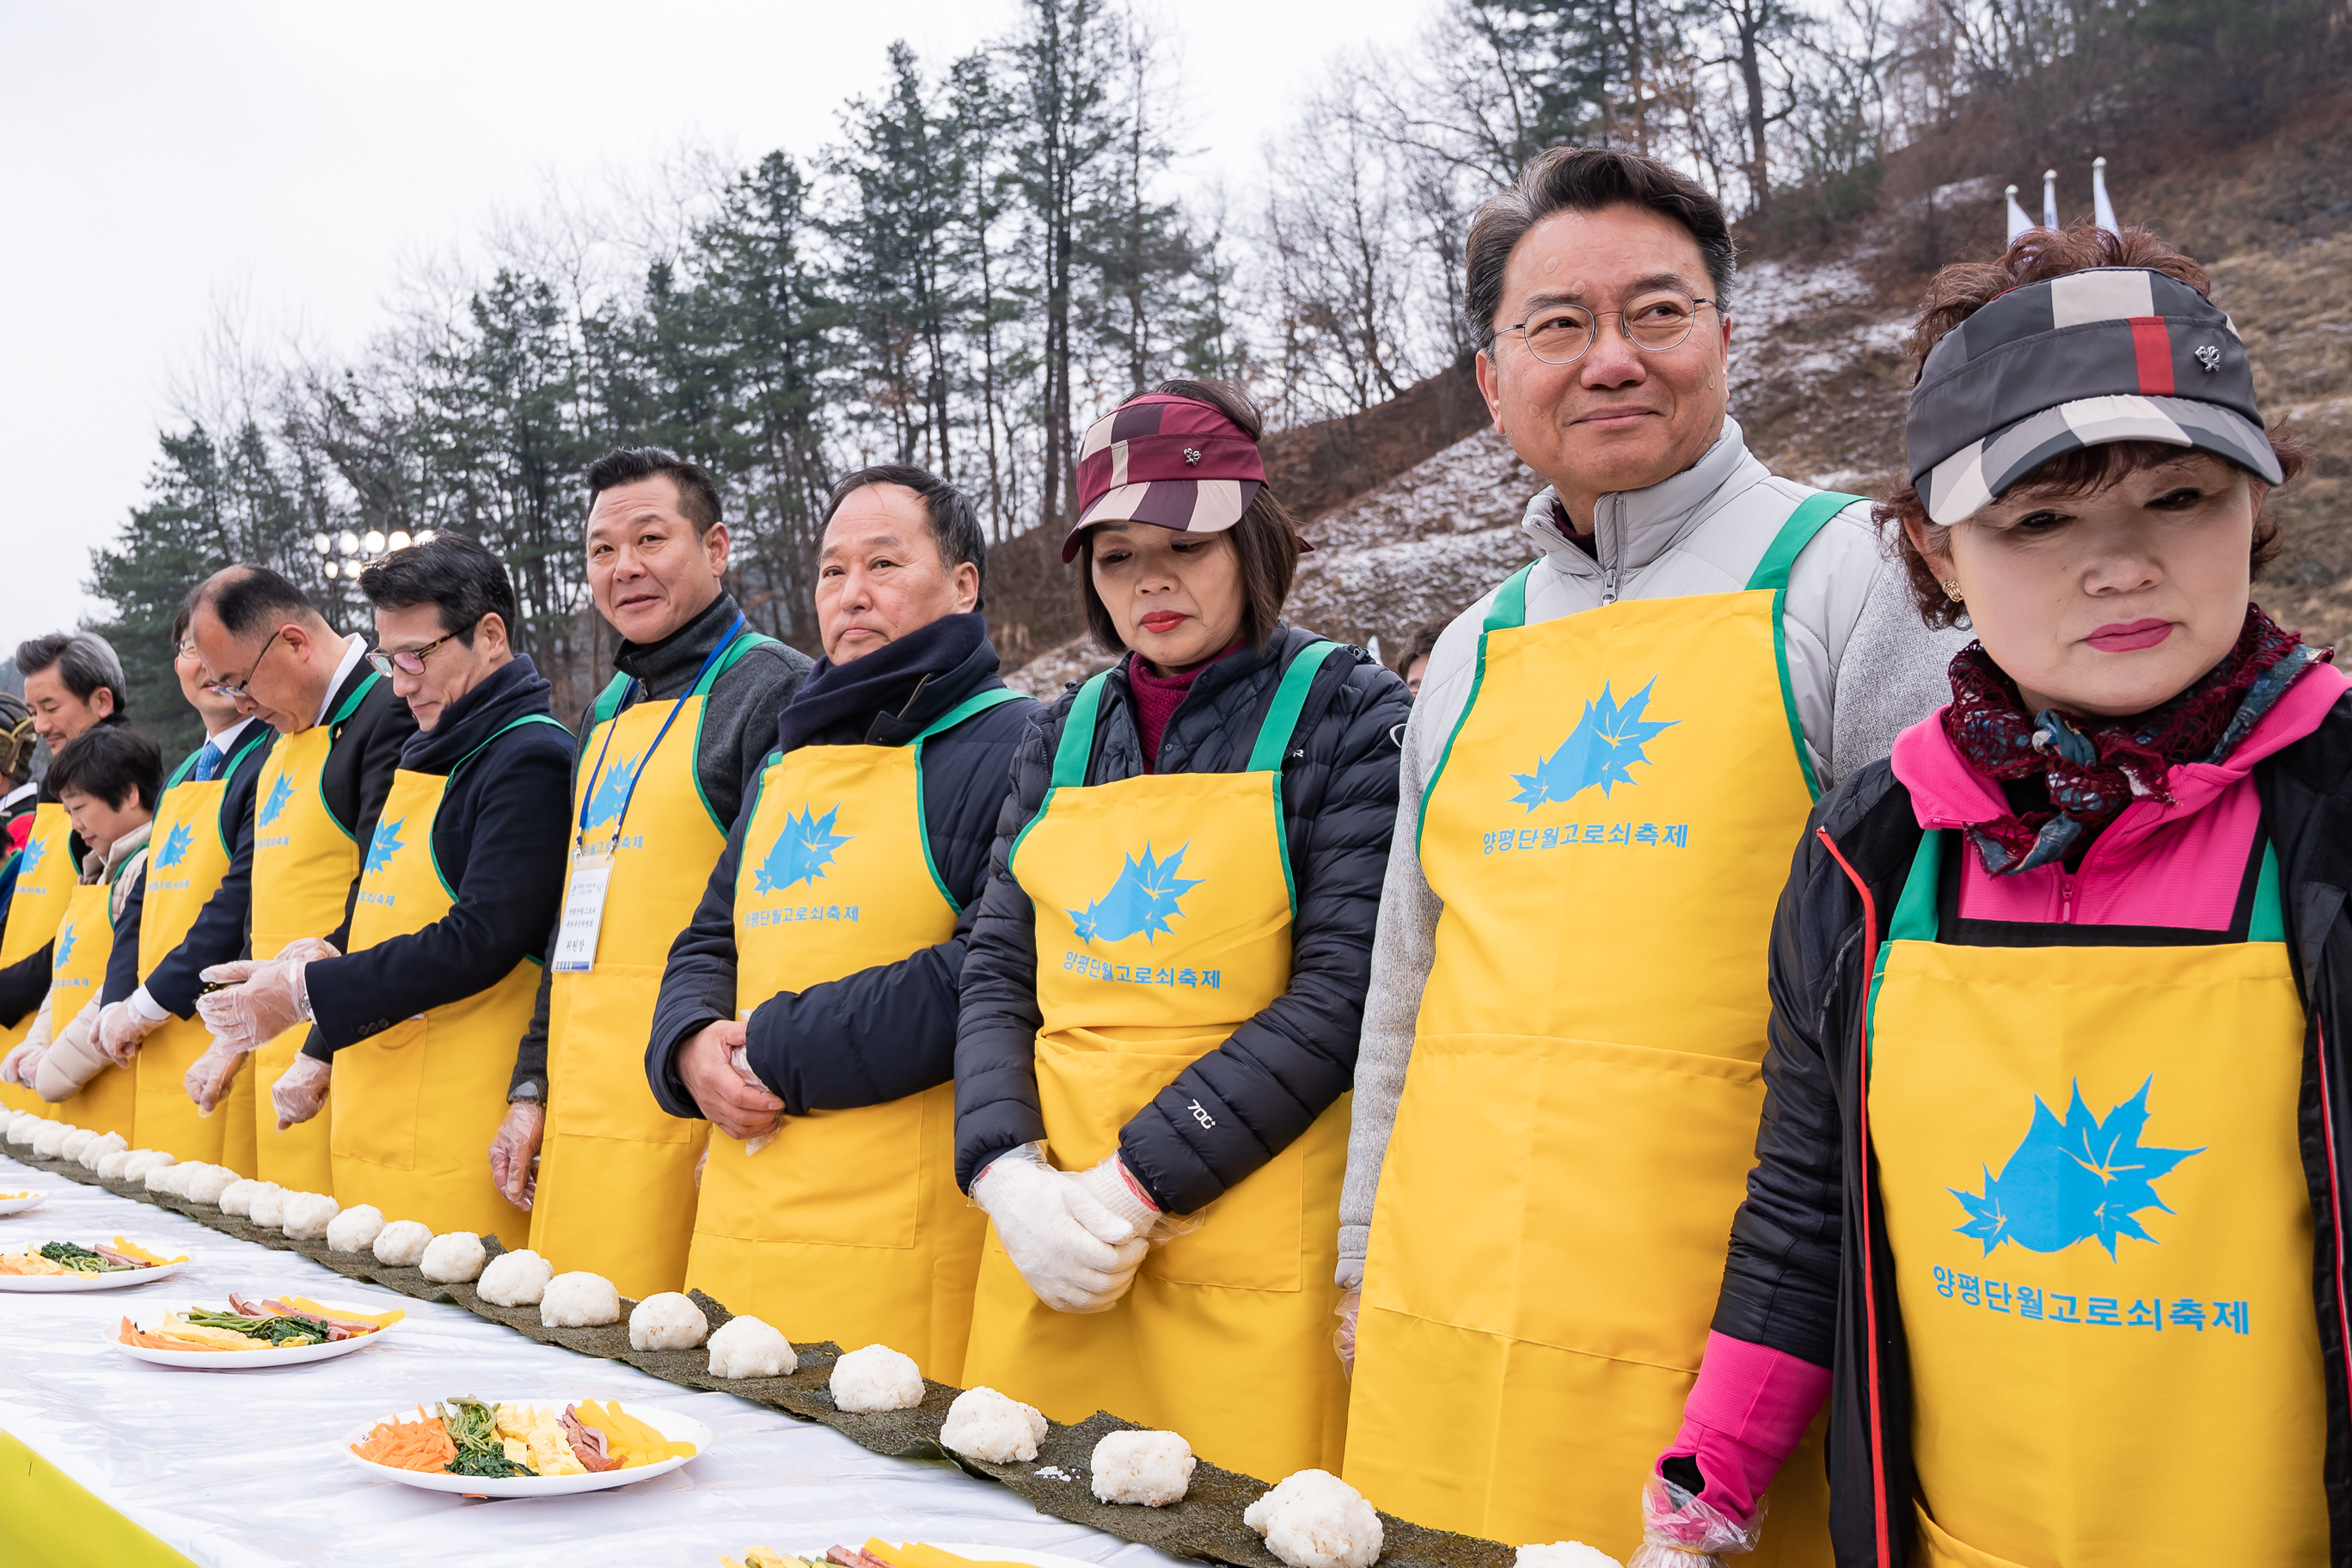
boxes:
[0,1150,1191,1568]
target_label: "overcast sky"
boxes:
[0,0,1428,643]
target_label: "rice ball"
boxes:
[247,1184,290,1228]
[181,1165,240,1204]
[281,1191,339,1239]
[418,1231,487,1283]
[121,1149,173,1180]
[325,1204,386,1253]
[1516,1545,1623,1568]
[1091,1430,1196,1507]
[538,1271,621,1327]
[830,1343,923,1412]
[940,1386,1048,1463]
[33,1121,73,1158]
[57,1128,97,1162]
[96,1148,134,1181]
[217,1179,275,1218]
[1243,1470,1384,1568]
[372,1219,432,1266]
[627,1290,709,1351]
[4,1110,39,1144]
[475,1247,554,1306]
[706,1314,796,1379]
[77,1130,128,1171]
[145,1161,189,1197]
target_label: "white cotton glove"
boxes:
[1070,1152,1163,1236]
[270,1052,332,1131]
[971,1143,1148,1314]
[0,1039,43,1089]
[183,1039,248,1117]
[488,1099,545,1210]
[94,998,164,1067]
[1626,1472,1763,1566]
[197,937,338,1053]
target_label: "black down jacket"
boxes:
[1712,691,2352,1567]
[953,625,1412,1213]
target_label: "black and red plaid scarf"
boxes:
[1943,603,2320,875]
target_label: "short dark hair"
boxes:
[1078,379,1304,657]
[1393,616,1446,677]
[169,582,206,651]
[823,464,989,604]
[199,565,321,641]
[16,632,129,715]
[1878,224,2304,629]
[48,722,162,813]
[1464,146,1736,351]
[586,446,723,536]
[358,533,518,645]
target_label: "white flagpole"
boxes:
[2043,169,2059,229]
[2093,156,2119,235]
[2006,184,2034,242]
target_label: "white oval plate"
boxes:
[925,1545,1108,1568]
[0,1191,49,1216]
[107,1299,406,1369]
[0,1256,187,1292]
[341,1401,712,1497]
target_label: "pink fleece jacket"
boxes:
[1658,658,2350,1517]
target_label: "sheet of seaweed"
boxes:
[11,1149,1514,1568]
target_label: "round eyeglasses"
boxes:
[1497,291,1718,365]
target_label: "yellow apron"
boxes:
[961,642,1352,1482]
[52,873,134,1138]
[1347,496,1857,1559]
[330,714,568,1240]
[1870,830,2325,1566]
[532,622,769,1299]
[1,803,77,1119]
[687,686,1021,1378]
[131,733,271,1170]
[245,676,381,1191]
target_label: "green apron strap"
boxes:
[1746,492,1862,593]
[451,713,572,778]
[2251,842,2285,944]
[326,668,382,728]
[691,628,779,699]
[588,671,633,727]
[1050,671,1114,790]
[163,750,203,790]
[1247,641,1347,773]
[1889,828,1943,944]
[913,686,1024,745]
[1483,564,1535,633]
[225,725,273,772]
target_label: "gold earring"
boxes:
[1943,579,1964,602]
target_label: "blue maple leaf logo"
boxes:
[155,821,195,869]
[19,836,46,877]
[259,773,295,826]
[1069,842,1204,946]
[364,816,407,875]
[583,750,642,830]
[754,803,852,894]
[1511,678,1678,810]
[1950,1078,2204,1260]
[55,920,77,968]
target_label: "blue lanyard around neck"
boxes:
[576,610,747,847]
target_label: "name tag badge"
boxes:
[552,854,615,973]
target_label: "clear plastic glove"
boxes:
[971,1143,1148,1314]
[1,1039,43,1089]
[732,1045,781,1155]
[270,1052,332,1131]
[1626,1472,1763,1566]
[1334,1288,1360,1377]
[95,1000,162,1067]
[183,1038,249,1116]
[198,937,338,1053]
[677,1018,779,1141]
[488,1099,544,1210]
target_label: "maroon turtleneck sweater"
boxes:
[1126,642,1245,769]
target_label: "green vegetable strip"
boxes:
[38,1241,128,1272]
[439,1396,536,1479]
[181,1308,328,1346]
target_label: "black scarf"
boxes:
[775,612,989,753]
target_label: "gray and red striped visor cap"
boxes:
[1063,394,1269,561]
[1907,266,2279,525]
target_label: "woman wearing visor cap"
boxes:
[954,379,1411,1480]
[1631,228,2339,1567]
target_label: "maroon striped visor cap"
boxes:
[1063,394,1271,562]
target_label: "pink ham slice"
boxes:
[258,1296,377,1340]
[560,1406,621,1473]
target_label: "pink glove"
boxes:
[488,1100,545,1210]
[270,1052,332,1130]
[198,937,338,1052]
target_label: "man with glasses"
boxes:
[1338,149,1961,1559]
[208,533,574,1238]
[183,565,415,1190]
[80,594,278,1166]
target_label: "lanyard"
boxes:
[576,610,747,848]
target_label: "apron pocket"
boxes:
[547,965,695,1143]
[333,1018,429,1172]
[707,1092,928,1249]
[1375,1031,1764,1368]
